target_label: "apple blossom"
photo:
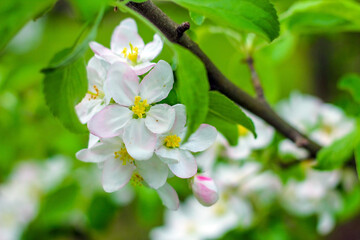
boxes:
[75,57,111,124]
[88,60,175,160]
[76,136,169,191]
[155,104,217,178]
[90,18,163,75]
[191,174,219,206]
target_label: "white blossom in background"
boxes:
[0,157,70,240]
[88,60,175,160]
[281,169,343,235]
[224,112,274,160]
[75,57,111,124]
[90,18,163,75]
[277,92,355,157]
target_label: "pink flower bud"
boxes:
[191,174,219,207]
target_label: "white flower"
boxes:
[225,112,274,160]
[88,60,175,160]
[155,104,218,178]
[191,174,219,206]
[90,18,163,75]
[75,57,111,124]
[281,169,342,235]
[76,136,169,192]
[150,196,247,240]
[310,104,354,146]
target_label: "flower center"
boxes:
[114,147,134,165]
[164,134,181,148]
[88,85,104,100]
[131,96,150,118]
[322,124,334,135]
[130,172,144,186]
[121,42,139,64]
[237,125,249,137]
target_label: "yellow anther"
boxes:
[88,85,104,100]
[131,96,149,118]
[121,47,128,57]
[237,125,249,137]
[130,172,144,187]
[164,134,181,148]
[114,147,134,165]
[127,42,139,63]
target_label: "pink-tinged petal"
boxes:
[111,19,144,55]
[140,34,163,62]
[123,119,156,160]
[88,105,132,138]
[87,57,109,85]
[132,62,155,75]
[76,141,117,163]
[191,174,219,206]
[136,155,168,189]
[89,41,121,64]
[139,60,174,104]
[156,183,179,210]
[88,134,100,148]
[102,158,135,192]
[168,149,197,178]
[181,124,218,152]
[155,146,180,164]
[145,104,175,134]
[170,104,186,134]
[75,97,105,124]
[106,62,139,106]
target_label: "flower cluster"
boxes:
[75,18,218,210]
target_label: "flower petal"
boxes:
[191,174,219,206]
[139,60,174,104]
[76,141,118,163]
[156,183,179,210]
[136,155,168,189]
[106,62,139,106]
[88,105,132,138]
[88,134,100,148]
[145,104,175,134]
[181,124,217,152]
[87,56,109,85]
[102,158,135,192]
[132,62,155,75]
[89,41,120,64]
[123,119,156,160]
[170,104,186,134]
[111,19,144,55]
[140,34,163,62]
[75,97,105,124]
[155,146,180,164]
[168,149,197,178]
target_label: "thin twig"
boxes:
[126,0,322,157]
[245,56,266,101]
[176,22,190,39]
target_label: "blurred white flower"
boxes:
[281,169,342,235]
[225,112,274,160]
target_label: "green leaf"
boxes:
[355,143,360,180]
[0,0,57,51]
[338,73,360,104]
[189,11,205,26]
[281,0,360,34]
[171,0,280,41]
[205,112,239,146]
[87,193,117,230]
[208,91,256,138]
[174,45,209,141]
[316,125,360,170]
[42,8,104,133]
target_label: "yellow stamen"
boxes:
[87,85,104,100]
[237,125,249,137]
[114,147,134,165]
[164,134,181,148]
[128,43,139,63]
[130,172,144,187]
[131,96,149,118]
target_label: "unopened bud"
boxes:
[191,174,218,207]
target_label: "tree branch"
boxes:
[126,0,322,157]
